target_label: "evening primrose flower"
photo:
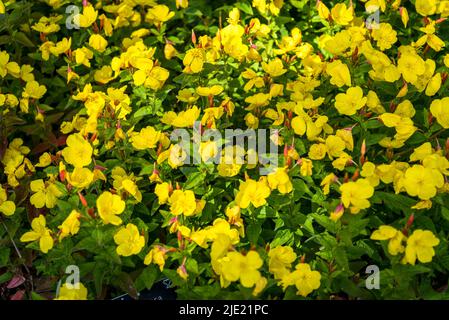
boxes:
[282,263,321,297]
[372,23,397,51]
[326,60,351,88]
[111,167,142,202]
[30,179,63,209]
[161,106,200,127]
[196,85,223,97]
[340,179,374,214]
[96,191,126,225]
[155,182,171,205]
[267,167,293,194]
[402,165,444,200]
[183,48,206,73]
[334,86,367,116]
[331,3,354,26]
[62,133,93,168]
[144,246,167,271]
[129,126,161,150]
[22,81,47,100]
[66,167,94,189]
[145,5,175,27]
[430,97,449,128]
[89,34,108,53]
[114,223,145,257]
[220,251,263,288]
[371,225,406,256]
[404,230,439,265]
[58,210,81,241]
[55,283,88,300]
[268,246,297,279]
[20,215,54,254]
[262,58,287,77]
[168,190,197,216]
[397,49,426,84]
[133,58,170,90]
[299,158,313,177]
[0,186,15,216]
[79,5,98,28]
[235,179,271,209]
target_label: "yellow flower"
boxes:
[79,5,98,28]
[300,158,313,177]
[244,113,259,129]
[402,165,444,200]
[55,283,88,300]
[62,133,93,168]
[404,230,439,265]
[183,48,206,73]
[325,135,346,159]
[20,215,54,254]
[176,0,189,9]
[161,106,200,128]
[331,3,353,26]
[111,167,142,202]
[66,167,94,190]
[155,182,171,204]
[430,97,449,128]
[36,152,52,167]
[129,126,161,150]
[114,223,145,257]
[31,16,61,34]
[0,51,20,78]
[58,210,81,241]
[317,1,330,20]
[415,0,437,16]
[49,37,71,56]
[196,85,223,97]
[145,4,175,27]
[96,191,126,225]
[94,66,116,84]
[72,47,94,68]
[89,34,108,53]
[372,23,397,51]
[326,60,351,88]
[282,263,321,297]
[164,42,178,60]
[22,81,47,100]
[267,167,292,194]
[371,225,406,255]
[268,246,297,279]
[235,179,271,209]
[30,179,63,209]
[262,58,287,77]
[0,186,15,216]
[340,179,374,214]
[133,59,170,90]
[220,251,263,288]
[144,246,167,271]
[397,50,426,84]
[334,86,367,116]
[177,88,199,104]
[169,190,197,216]
[320,173,336,195]
[245,93,271,109]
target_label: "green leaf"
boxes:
[270,229,294,247]
[246,221,262,244]
[135,265,159,292]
